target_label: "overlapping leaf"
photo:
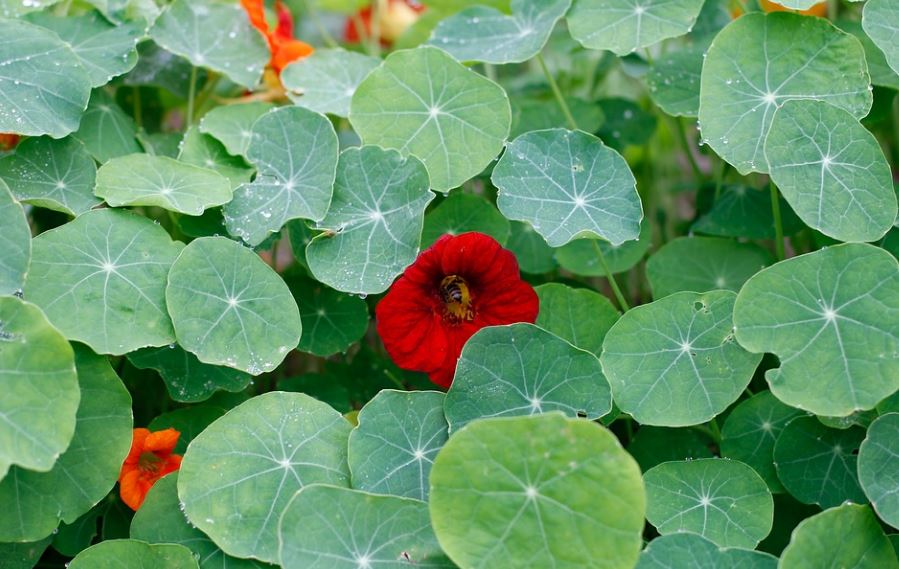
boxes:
[858,413,899,529]
[73,89,142,163]
[288,275,370,357]
[68,540,198,569]
[421,191,510,248]
[281,48,380,118]
[198,102,274,157]
[535,283,619,356]
[128,345,252,403]
[0,180,30,296]
[863,0,899,76]
[636,533,778,569]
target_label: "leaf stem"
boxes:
[302,0,339,48]
[708,418,722,445]
[483,63,497,83]
[591,240,630,311]
[769,180,785,261]
[713,159,728,202]
[536,53,578,131]
[672,117,703,181]
[132,86,142,129]
[186,65,198,126]
[369,0,382,58]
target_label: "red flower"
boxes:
[0,134,20,151]
[241,0,314,74]
[118,428,182,511]
[344,0,424,45]
[376,232,539,388]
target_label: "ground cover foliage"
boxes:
[0,0,898,567]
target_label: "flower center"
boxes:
[440,275,474,322]
[138,451,163,475]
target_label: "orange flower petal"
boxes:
[272,40,314,72]
[143,428,180,454]
[119,468,148,511]
[122,428,150,468]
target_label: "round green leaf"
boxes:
[597,98,658,150]
[429,413,645,569]
[306,146,434,295]
[0,19,91,137]
[95,154,232,215]
[0,0,59,18]
[554,215,652,276]
[779,504,899,569]
[0,297,78,478]
[178,392,351,563]
[0,538,52,569]
[0,344,131,541]
[568,0,705,56]
[0,135,99,216]
[0,179,30,296]
[421,191,511,248]
[198,102,274,157]
[348,390,448,501]
[636,532,778,569]
[69,540,199,569]
[123,41,200,99]
[721,391,806,493]
[25,209,181,355]
[279,485,452,569]
[507,221,556,274]
[838,19,899,92]
[646,236,773,299]
[859,413,899,529]
[601,290,761,426]
[733,243,899,416]
[178,127,253,190]
[165,236,301,375]
[446,323,612,431]
[223,106,339,246]
[774,416,866,509]
[149,0,268,88]
[535,283,619,357]
[492,128,642,248]
[24,10,141,87]
[647,44,704,118]
[627,426,714,471]
[765,99,896,243]
[349,46,511,192]
[131,474,266,569]
[510,95,605,139]
[698,12,872,175]
[644,458,774,548]
[281,48,380,118]
[428,0,571,64]
[692,184,804,240]
[287,275,370,357]
[128,345,252,403]
[72,89,142,163]
[863,0,899,77]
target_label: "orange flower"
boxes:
[118,428,182,511]
[0,133,20,151]
[241,0,313,74]
[345,0,423,45]
[731,0,827,18]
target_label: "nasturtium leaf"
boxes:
[429,414,645,569]
[0,180,30,296]
[773,416,866,509]
[26,209,182,355]
[178,392,352,563]
[198,102,274,157]
[349,46,511,192]
[568,0,705,56]
[178,127,252,190]
[859,413,899,529]
[699,13,872,175]
[817,410,877,431]
[421,191,510,248]
[0,297,78,479]
[128,345,252,403]
[765,99,896,243]
[131,474,266,569]
[53,505,103,557]
[779,504,899,569]
[446,323,612,431]
[636,532,778,569]
[863,0,899,77]
[601,290,761,427]
[24,10,141,87]
[95,154,232,215]
[149,0,268,88]
[0,345,131,541]
[428,0,570,64]
[721,391,806,493]
[306,146,434,295]
[597,98,658,150]
[644,458,774,548]
[165,236,301,375]
[838,20,899,92]
[0,18,91,138]
[492,128,642,248]
[73,89,142,163]
[733,244,899,417]
[507,221,556,274]
[646,237,773,299]
[140,131,182,159]
[0,136,99,216]
[554,212,652,276]
[281,48,380,118]
[348,390,448,501]
[68,540,199,569]
[510,95,605,139]
[0,537,52,569]
[123,41,198,98]
[535,283,619,356]
[692,184,803,240]
[287,275,369,357]
[280,485,452,569]
[647,44,704,118]
[627,426,714,471]
[0,0,58,18]
[223,106,339,246]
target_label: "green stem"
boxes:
[193,73,221,118]
[708,418,722,445]
[383,370,405,390]
[713,159,728,202]
[770,181,785,261]
[186,66,198,126]
[132,86,142,129]
[483,63,497,83]
[592,240,630,311]
[302,0,339,48]
[672,117,703,181]
[536,53,578,131]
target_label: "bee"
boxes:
[440,275,466,305]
